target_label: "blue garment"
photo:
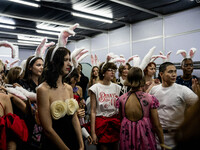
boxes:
[176,75,198,89]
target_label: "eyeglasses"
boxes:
[184,64,193,67]
[107,68,116,72]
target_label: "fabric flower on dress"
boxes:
[65,98,79,115]
[50,100,67,120]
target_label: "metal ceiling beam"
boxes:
[0,13,107,33]
[110,0,163,18]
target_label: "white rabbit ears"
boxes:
[0,41,16,58]
[71,47,89,68]
[91,54,100,67]
[176,48,197,59]
[131,46,156,70]
[50,23,79,62]
[150,51,171,62]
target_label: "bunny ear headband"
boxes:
[0,41,16,58]
[50,23,79,62]
[29,38,55,64]
[101,52,126,69]
[176,48,197,59]
[91,54,101,67]
[150,50,171,63]
[4,59,20,70]
[132,46,156,71]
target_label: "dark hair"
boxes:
[43,47,71,88]
[23,56,43,85]
[65,68,80,84]
[99,62,117,80]
[181,58,193,66]
[143,62,156,76]
[124,67,145,91]
[159,62,175,74]
[118,63,131,77]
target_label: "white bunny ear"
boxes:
[71,47,85,68]
[58,23,79,47]
[188,48,196,58]
[41,41,55,58]
[140,46,156,70]
[150,55,167,62]
[127,55,138,63]
[176,49,187,58]
[166,51,172,62]
[76,49,88,60]
[0,41,16,58]
[133,56,140,67]
[91,54,94,66]
[35,38,47,57]
[120,55,124,59]
[77,52,89,63]
[109,56,126,64]
[9,59,20,69]
[94,54,98,66]
[106,53,115,62]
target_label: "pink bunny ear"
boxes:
[76,49,88,60]
[150,55,167,62]
[110,57,126,64]
[9,59,20,68]
[94,54,98,66]
[188,48,196,58]
[0,41,16,58]
[91,54,94,66]
[41,41,55,57]
[166,51,172,61]
[106,53,115,62]
[176,50,187,58]
[71,48,85,68]
[35,38,47,57]
[127,55,139,63]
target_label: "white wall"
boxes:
[66,7,200,77]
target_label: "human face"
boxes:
[160,65,177,87]
[62,54,71,75]
[122,65,129,78]
[147,64,156,77]
[104,68,116,81]
[30,59,44,77]
[93,67,99,77]
[182,59,193,76]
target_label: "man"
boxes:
[176,58,198,90]
[149,62,198,149]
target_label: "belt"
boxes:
[163,129,177,133]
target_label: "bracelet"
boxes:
[160,143,172,149]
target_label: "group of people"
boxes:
[0,24,199,150]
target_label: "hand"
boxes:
[192,78,200,94]
[87,136,93,145]
[77,108,85,118]
[13,83,22,88]
[91,133,98,144]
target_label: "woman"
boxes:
[5,66,24,84]
[88,66,99,88]
[37,47,84,150]
[143,62,160,92]
[90,62,121,150]
[117,63,131,96]
[118,67,165,150]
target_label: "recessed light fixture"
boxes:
[17,40,41,45]
[17,35,46,42]
[8,0,40,8]
[0,24,16,29]
[72,12,113,23]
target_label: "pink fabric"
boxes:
[117,91,159,150]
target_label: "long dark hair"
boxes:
[43,47,71,88]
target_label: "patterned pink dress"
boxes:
[117,91,159,150]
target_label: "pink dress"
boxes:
[118,91,159,150]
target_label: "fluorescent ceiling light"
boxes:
[18,40,41,45]
[72,12,113,23]
[73,1,113,18]
[36,30,59,36]
[0,16,15,25]
[36,23,66,32]
[8,0,40,8]
[17,35,46,42]
[0,24,16,29]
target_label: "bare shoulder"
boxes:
[77,85,82,90]
[0,93,10,101]
[37,82,50,93]
[64,83,73,91]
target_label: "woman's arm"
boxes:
[150,109,165,149]
[4,94,13,115]
[72,112,84,150]
[37,86,70,150]
[90,91,98,144]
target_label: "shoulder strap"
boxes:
[0,102,5,115]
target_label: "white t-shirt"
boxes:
[149,83,198,129]
[89,82,121,117]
